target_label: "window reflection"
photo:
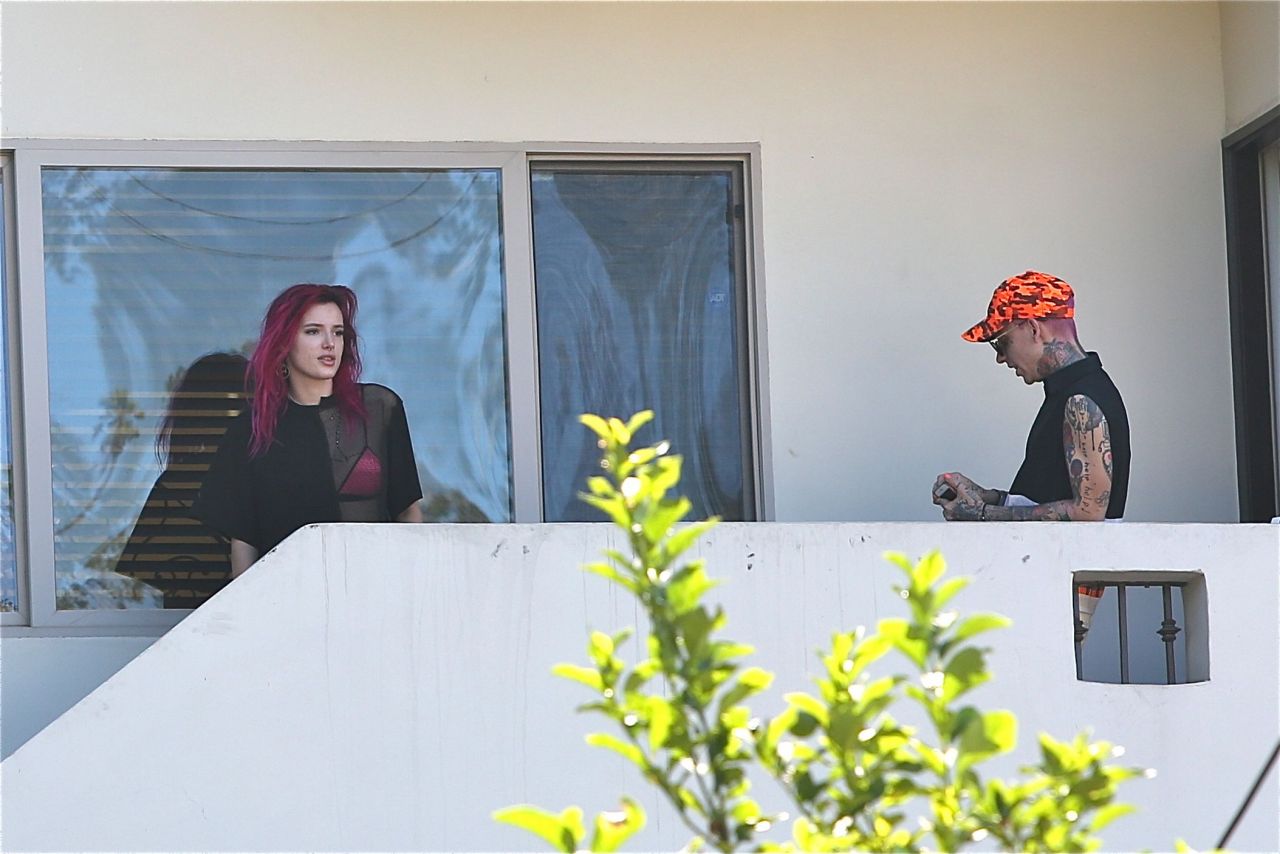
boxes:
[112,353,247,608]
[532,167,753,522]
[0,171,16,612]
[42,168,510,609]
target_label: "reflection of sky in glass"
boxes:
[0,175,16,612]
[532,170,749,522]
[42,168,510,609]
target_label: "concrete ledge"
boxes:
[2,522,1276,851]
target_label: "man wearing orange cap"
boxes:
[933,271,1130,521]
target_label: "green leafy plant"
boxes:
[495,412,1144,852]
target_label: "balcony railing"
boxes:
[1075,580,1194,684]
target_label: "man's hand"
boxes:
[933,472,995,521]
[960,395,1113,522]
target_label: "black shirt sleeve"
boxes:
[384,390,423,517]
[193,412,261,549]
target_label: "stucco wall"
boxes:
[0,1,1240,523]
[0,636,157,759]
[2,522,1276,851]
[1220,0,1280,132]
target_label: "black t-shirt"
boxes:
[1009,353,1131,519]
[195,384,423,554]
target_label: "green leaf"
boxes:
[667,562,718,615]
[957,709,1017,770]
[580,493,631,528]
[933,577,970,609]
[590,798,646,852]
[761,708,797,758]
[827,705,860,751]
[942,646,991,703]
[588,631,615,667]
[625,410,655,436]
[913,551,947,589]
[586,732,645,767]
[1090,803,1135,832]
[585,561,637,592]
[579,413,613,442]
[647,696,674,750]
[711,641,755,663]
[664,518,719,563]
[784,692,830,727]
[882,551,913,574]
[718,666,774,716]
[676,606,718,657]
[642,497,692,543]
[950,613,1012,643]
[552,663,604,692]
[493,804,583,852]
[649,455,683,499]
[607,416,631,445]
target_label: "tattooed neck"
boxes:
[1036,340,1085,377]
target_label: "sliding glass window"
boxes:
[531,164,755,522]
[41,167,510,609]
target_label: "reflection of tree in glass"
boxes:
[420,489,490,523]
[50,387,158,609]
[54,389,142,536]
[47,167,512,533]
[1,466,15,611]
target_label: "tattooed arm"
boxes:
[942,394,1112,521]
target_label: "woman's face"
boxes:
[286,301,345,386]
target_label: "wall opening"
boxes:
[1073,570,1208,684]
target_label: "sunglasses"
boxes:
[989,321,1024,356]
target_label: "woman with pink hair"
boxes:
[196,284,422,577]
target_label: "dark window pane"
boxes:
[43,168,510,609]
[532,167,752,521]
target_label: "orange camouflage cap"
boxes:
[961,270,1075,342]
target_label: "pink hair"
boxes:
[247,284,366,457]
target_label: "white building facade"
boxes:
[1,2,1278,850]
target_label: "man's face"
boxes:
[991,320,1042,384]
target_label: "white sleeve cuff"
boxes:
[1003,493,1037,508]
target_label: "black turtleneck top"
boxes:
[1008,353,1130,519]
[195,383,422,554]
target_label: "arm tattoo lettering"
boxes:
[1061,395,1112,520]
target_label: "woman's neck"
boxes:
[287,377,334,405]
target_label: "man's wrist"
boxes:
[979,488,1006,506]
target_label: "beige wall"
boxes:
[1220,0,1280,132]
[1,2,1238,522]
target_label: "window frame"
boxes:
[0,140,771,633]
[1,153,31,626]
[1223,105,1280,522]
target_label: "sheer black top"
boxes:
[195,384,422,554]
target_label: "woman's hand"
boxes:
[229,538,260,578]
[396,501,423,524]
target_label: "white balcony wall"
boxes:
[2,522,1277,852]
[0,0,1239,524]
